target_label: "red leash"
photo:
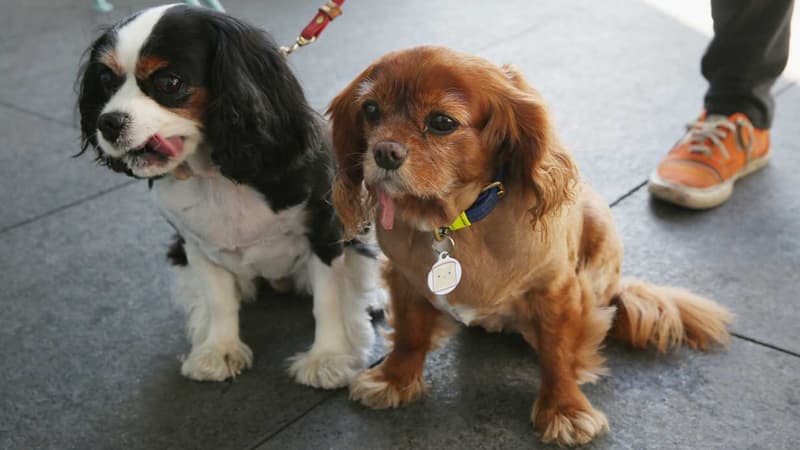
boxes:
[280,0,345,56]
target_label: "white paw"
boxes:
[181,340,253,382]
[287,350,363,389]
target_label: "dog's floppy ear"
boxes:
[327,69,372,238]
[482,64,577,228]
[205,12,317,185]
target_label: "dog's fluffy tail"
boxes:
[609,278,733,352]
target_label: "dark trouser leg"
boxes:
[702,0,794,128]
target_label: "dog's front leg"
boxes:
[349,264,457,409]
[531,278,610,446]
[288,254,368,389]
[179,242,253,382]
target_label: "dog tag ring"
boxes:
[427,251,462,295]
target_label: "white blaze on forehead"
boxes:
[356,78,375,98]
[115,4,175,72]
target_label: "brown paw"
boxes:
[533,400,609,446]
[349,367,426,409]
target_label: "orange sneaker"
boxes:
[648,112,770,209]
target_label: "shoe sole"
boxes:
[647,153,771,209]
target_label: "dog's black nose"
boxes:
[97,112,129,143]
[373,141,408,171]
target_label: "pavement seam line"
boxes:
[473,22,549,55]
[731,332,800,358]
[774,80,797,97]
[0,180,137,235]
[0,99,76,129]
[246,391,340,450]
[609,179,649,208]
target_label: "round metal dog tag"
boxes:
[427,252,463,295]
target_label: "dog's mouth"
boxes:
[125,135,184,167]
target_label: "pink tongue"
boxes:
[147,135,183,157]
[378,190,395,230]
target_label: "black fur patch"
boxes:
[166,235,187,266]
[345,239,380,259]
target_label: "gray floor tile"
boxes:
[238,0,574,108]
[0,107,123,231]
[258,329,800,450]
[0,0,163,126]
[0,0,159,43]
[774,78,797,96]
[0,183,360,450]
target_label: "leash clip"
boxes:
[280,36,317,56]
[280,0,344,57]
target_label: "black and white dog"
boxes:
[77,4,385,388]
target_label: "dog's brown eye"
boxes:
[154,73,184,95]
[362,101,380,123]
[426,113,458,135]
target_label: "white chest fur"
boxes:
[151,174,310,279]
[431,294,480,325]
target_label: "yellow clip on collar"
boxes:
[449,212,472,231]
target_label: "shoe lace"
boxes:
[684,116,754,160]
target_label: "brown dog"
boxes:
[328,46,733,446]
